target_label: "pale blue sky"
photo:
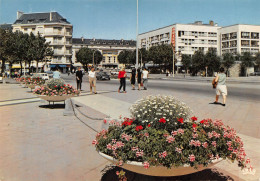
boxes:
[0,0,259,39]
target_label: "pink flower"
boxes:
[246,158,251,164]
[92,140,98,145]
[116,171,120,175]
[175,147,182,153]
[202,142,208,148]
[103,119,107,124]
[143,161,150,169]
[132,147,139,151]
[107,143,112,150]
[208,132,213,139]
[171,131,178,136]
[159,151,167,158]
[212,141,217,147]
[166,136,175,143]
[177,129,184,134]
[192,133,198,138]
[136,150,144,157]
[189,154,195,162]
[144,132,149,137]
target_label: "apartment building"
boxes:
[12,11,73,72]
[72,38,136,69]
[138,21,221,65]
[219,24,260,55]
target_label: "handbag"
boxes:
[212,78,217,89]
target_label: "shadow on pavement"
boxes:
[101,166,234,181]
[209,102,223,106]
[39,104,65,109]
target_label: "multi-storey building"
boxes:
[138,21,221,64]
[12,11,73,72]
[219,24,260,55]
[72,38,136,69]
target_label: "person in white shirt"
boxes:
[88,66,97,94]
[142,67,149,90]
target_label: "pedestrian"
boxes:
[142,67,149,90]
[118,67,126,93]
[53,67,61,79]
[76,67,83,91]
[88,66,97,94]
[213,67,227,106]
[130,68,136,90]
[67,70,70,76]
[136,68,142,90]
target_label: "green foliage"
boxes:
[76,47,94,68]
[118,50,135,65]
[191,50,205,75]
[255,52,260,70]
[241,52,254,76]
[222,53,235,76]
[181,54,191,72]
[148,44,173,66]
[204,48,221,76]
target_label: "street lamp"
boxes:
[138,49,143,68]
[135,0,139,69]
[171,43,175,77]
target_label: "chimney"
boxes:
[17,11,24,19]
[209,20,214,26]
[50,12,53,21]
[81,36,84,43]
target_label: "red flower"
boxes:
[159,118,166,123]
[135,125,143,131]
[54,85,57,88]
[178,118,184,123]
[191,116,198,121]
[61,86,63,89]
[103,119,107,124]
[122,120,133,126]
[192,123,197,128]
[200,119,205,124]
[147,124,151,127]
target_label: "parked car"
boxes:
[45,71,53,78]
[249,72,260,76]
[32,73,50,80]
[111,71,119,75]
[96,72,110,80]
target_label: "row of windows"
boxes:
[178,31,217,37]
[222,32,259,40]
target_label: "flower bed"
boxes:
[34,78,78,97]
[93,95,254,176]
[25,76,45,86]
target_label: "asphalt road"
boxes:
[62,74,260,103]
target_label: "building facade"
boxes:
[138,21,221,65]
[72,38,136,69]
[219,24,260,55]
[12,11,73,72]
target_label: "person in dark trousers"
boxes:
[130,68,136,90]
[76,67,83,91]
[118,67,126,93]
[136,68,142,90]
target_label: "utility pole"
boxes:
[171,43,175,77]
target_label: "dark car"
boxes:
[96,72,110,80]
[249,72,260,76]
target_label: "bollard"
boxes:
[63,98,74,116]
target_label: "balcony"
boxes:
[44,31,64,36]
[53,51,64,55]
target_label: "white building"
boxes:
[138,21,221,65]
[12,11,73,72]
[219,24,260,55]
[72,38,136,69]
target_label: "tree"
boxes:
[191,50,205,75]
[222,53,235,77]
[181,54,191,73]
[93,50,103,65]
[118,50,135,65]
[139,48,149,66]
[0,28,10,74]
[255,52,260,71]
[241,52,254,76]
[33,33,53,73]
[76,47,93,70]
[204,48,221,76]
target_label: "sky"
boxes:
[0,0,260,40]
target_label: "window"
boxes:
[241,32,250,39]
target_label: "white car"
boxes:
[32,73,50,80]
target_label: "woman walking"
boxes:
[118,68,126,93]
[88,66,97,94]
[136,68,142,90]
[214,67,227,106]
[130,68,136,90]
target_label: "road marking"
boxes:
[0,98,41,107]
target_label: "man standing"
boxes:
[76,67,83,91]
[142,67,149,90]
[88,66,97,94]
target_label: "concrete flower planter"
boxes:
[37,94,74,102]
[99,152,222,177]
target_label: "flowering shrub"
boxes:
[16,76,31,83]
[93,96,254,174]
[34,78,78,96]
[25,76,45,85]
[129,95,191,127]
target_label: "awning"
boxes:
[50,64,70,68]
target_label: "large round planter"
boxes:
[27,84,36,90]
[37,94,74,102]
[99,152,223,177]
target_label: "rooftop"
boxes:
[13,12,71,25]
[72,38,136,47]
[0,24,12,30]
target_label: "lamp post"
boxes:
[138,49,143,68]
[135,0,139,69]
[171,43,175,77]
